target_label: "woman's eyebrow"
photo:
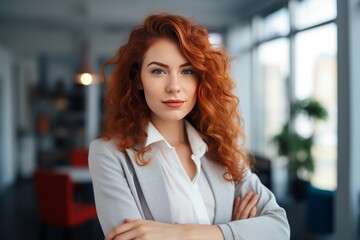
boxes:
[146,61,191,68]
[180,62,191,68]
[147,61,168,68]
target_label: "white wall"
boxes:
[336,0,360,239]
[226,24,253,145]
[0,44,17,192]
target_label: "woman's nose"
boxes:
[166,73,181,93]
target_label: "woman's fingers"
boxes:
[113,227,138,240]
[249,206,257,218]
[239,192,259,219]
[233,192,252,220]
[125,218,136,223]
[232,196,241,220]
[105,220,137,240]
[107,220,181,240]
[233,192,259,220]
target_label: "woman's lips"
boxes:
[162,100,185,108]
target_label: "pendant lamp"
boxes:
[74,40,101,85]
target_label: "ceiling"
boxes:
[0,0,283,56]
[0,0,282,32]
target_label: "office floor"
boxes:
[0,179,103,240]
[0,179,334,240]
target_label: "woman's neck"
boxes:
[150,119,187,147]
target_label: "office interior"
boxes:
[0,0,359,239]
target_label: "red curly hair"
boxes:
[102,13,252,182]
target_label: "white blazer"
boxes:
[89,138,290,239]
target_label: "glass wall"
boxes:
[258,39,289,156]
[234,0,337,191]
[294,23,337,189]
[293,0,337,30]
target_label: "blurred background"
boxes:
[0,0,359,239]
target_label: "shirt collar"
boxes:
[144,121,208,158]
[145,122,167,147]
[184,121,207,158]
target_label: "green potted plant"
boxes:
[272,98,328,200]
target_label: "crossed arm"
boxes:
[105,192,259,240]
[89,140,290,240]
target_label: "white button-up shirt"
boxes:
[145,121,215,224]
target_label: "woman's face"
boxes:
[140,38,198,126]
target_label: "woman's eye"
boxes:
[151,69,165,75]
[182,69,193,75]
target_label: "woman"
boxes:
[89,13,290,240]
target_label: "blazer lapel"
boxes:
[201,156,235,224]
[126,148,173,223]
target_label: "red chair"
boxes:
[69,149,89,193]
[70,149,89,167]
[33,169,97,239]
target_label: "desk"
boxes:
[54,166,92,183]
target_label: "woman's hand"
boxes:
[105,219,182,240]
[105,219,179,240]
[232,191,259,220]
[105,219,224,240]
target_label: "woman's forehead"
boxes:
[142,38,188,66]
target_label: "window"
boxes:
[293,0,337,30]
[235,1,338,191]
[258,8,290,40]
[258,39,289,156]
[294,23,337,189]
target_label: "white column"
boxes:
[336,0,360,239]
[85,84,100,147]
[0,45,16,192]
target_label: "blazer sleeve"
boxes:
[217,169,291,240]
[88,139,143,236]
